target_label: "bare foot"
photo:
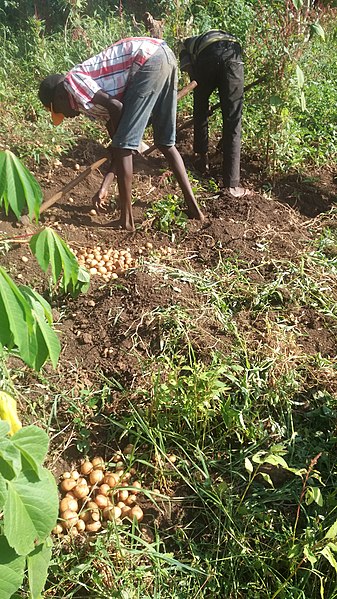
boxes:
[227,186,252,198]
[106,218,135,232]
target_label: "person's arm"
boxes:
[92,90,123,137]
[91,91,123,212]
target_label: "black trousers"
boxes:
[192,40,244,188]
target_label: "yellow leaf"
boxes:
[0,391,22,435]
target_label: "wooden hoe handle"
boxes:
[39,157,107,214]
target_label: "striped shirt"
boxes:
[64,37,165,122]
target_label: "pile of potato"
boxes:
[73,242,176,282]
[52,448,143,537]
[73,246,137,281]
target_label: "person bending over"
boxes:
[38,37,204,230]
[180,30,249,198]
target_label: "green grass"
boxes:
[1,5,337,597]
[6,209,336,598]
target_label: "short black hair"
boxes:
[38,74,64,107]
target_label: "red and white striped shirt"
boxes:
[64,37,165,122]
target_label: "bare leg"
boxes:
[158,145,204,221]
[113,148,135,231]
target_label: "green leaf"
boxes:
[0,473,7,507]
[0,437,22,479]
[19,287,61,370]
[0,150,42,221]
[296,65,305,89]
[303,544,317,568]
[0,267,60,370]
[264,455,289,469]
[0,267,35,364]
[321,544,337,572]
[325,519,337,540]
[244,457,253,474]
[0,421,10,437]
[292,0,303,8]
[269,95,283,112]
[4,468,58,555]
[0,536,25,599]
[259,471,274,487]
[27,539,53,599]
[29,228,87,296]
[310,22,325,41]
[306,486,323,507]
[12,426,50,472]
[65,265,90,297]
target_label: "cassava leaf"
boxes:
[19,287,61,369]
[0,268,60,370]
[0,267,35,365]
[0,150,42,220]
[29,228,87,296]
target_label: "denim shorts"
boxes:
[112,44,178,150]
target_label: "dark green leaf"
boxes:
[0,150,42,221]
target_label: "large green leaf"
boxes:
[0,421,10,437]
[0,268,60,370]
[0,150,42,221]
[0,437,22,480]
[0,536,25,599]
[30,227,78,284]
[4,468,58,555]
[0,473,7,507]
[19,287,61,370]
[0,267,34,364]
[29,228,89,296]
[12,426,50,473]
[27,539,53,599]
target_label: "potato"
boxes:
[85,520,102,533]
[80,460,93,475]
[60,497,78,513]
[89,469,104,485]
[61,509,78,529]
[129,505,144,522]
[60,478,76,493]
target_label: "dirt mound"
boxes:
[1,135,336,397]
